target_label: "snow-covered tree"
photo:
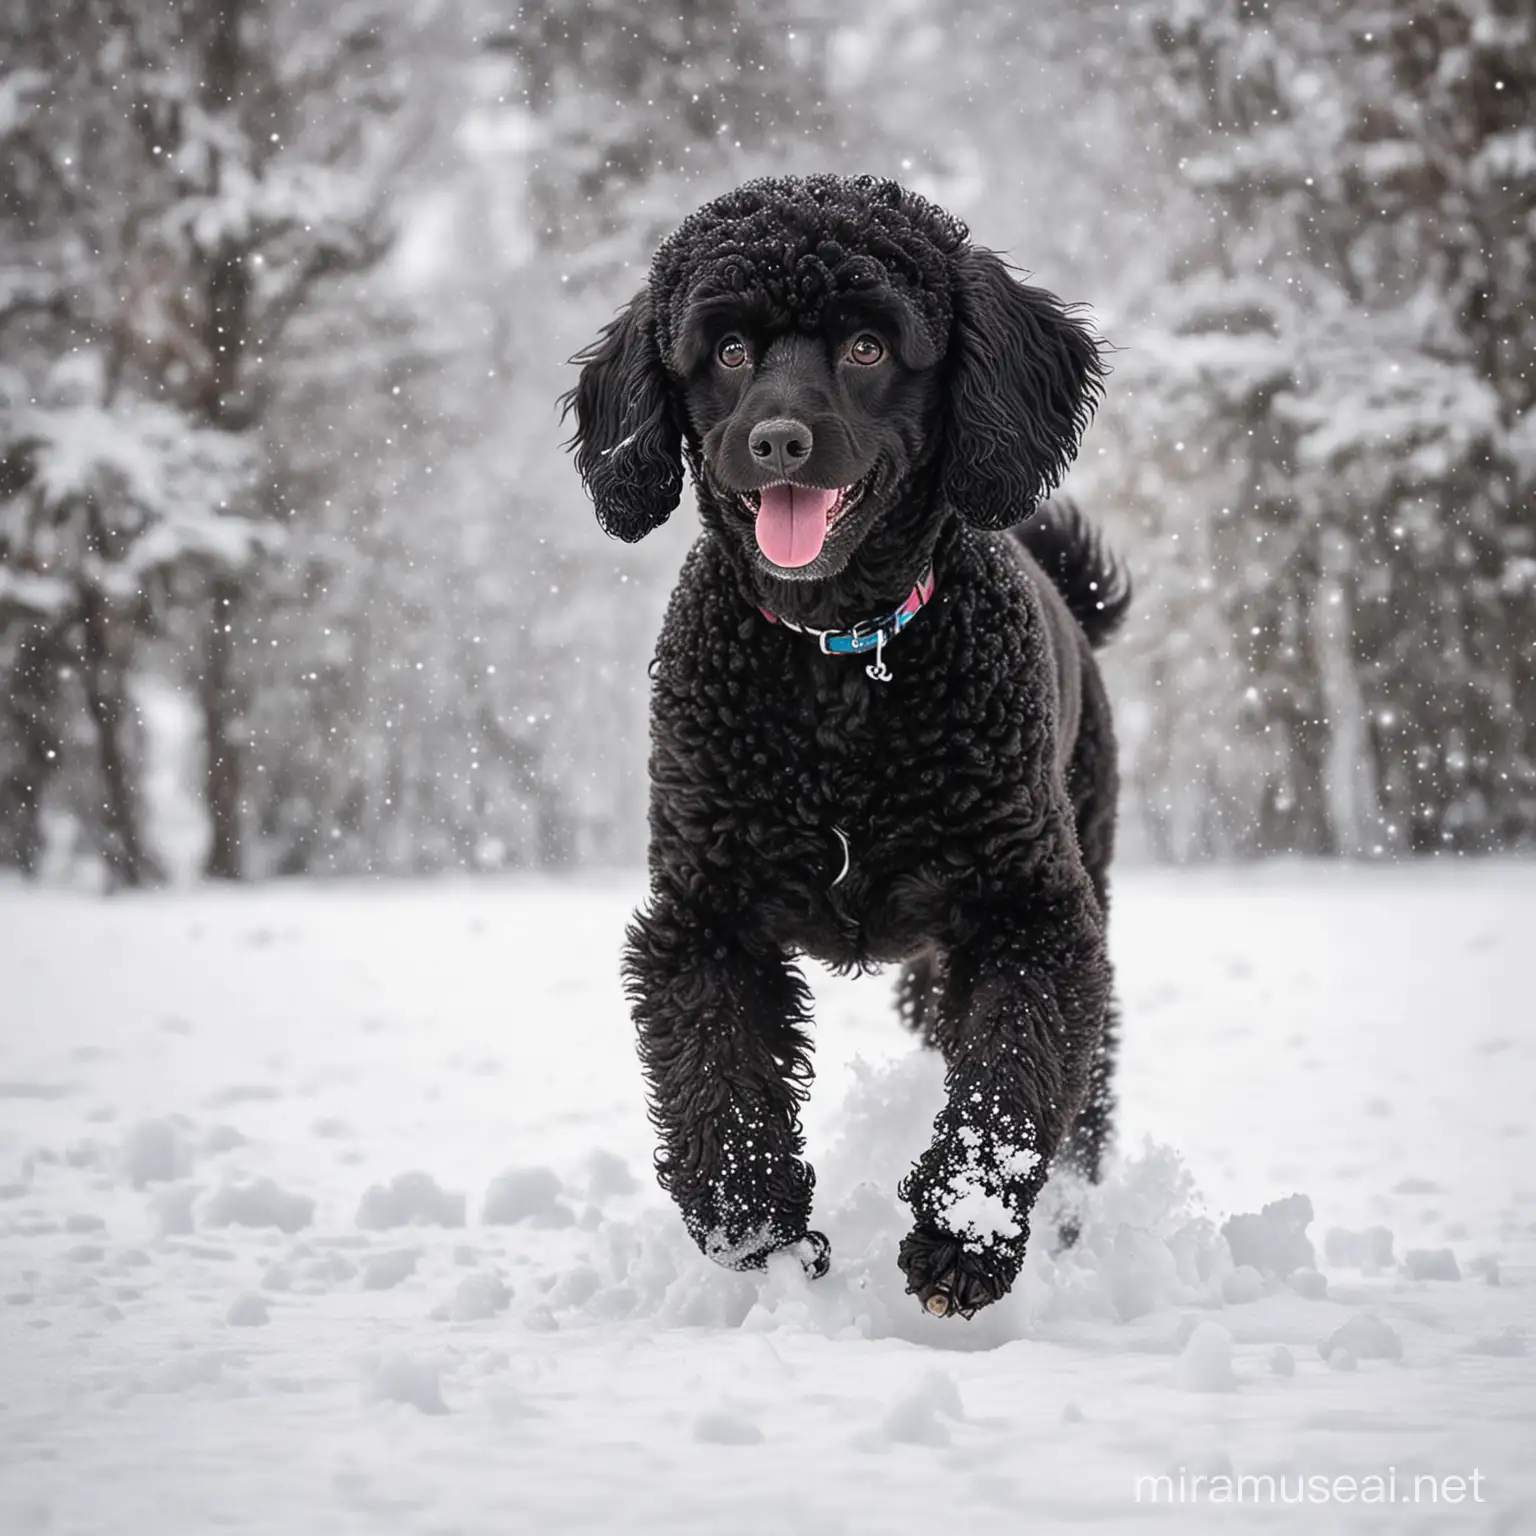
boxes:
[1116,0,1534,856]
[215,0,850,874]
[0,0,413,881]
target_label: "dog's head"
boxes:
[565,174,1104,583]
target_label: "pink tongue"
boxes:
[754,484,841,568]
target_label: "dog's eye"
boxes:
[847,335,885,366]
[717,336,749,369]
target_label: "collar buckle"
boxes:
[766,565,935,679]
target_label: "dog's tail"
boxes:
[1015,499,1132,650]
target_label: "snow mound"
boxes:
[355,1171,465,1230]
[584,1149,638,1200]
[204,1178,314,1234]
[1403,1247,1460,1281]
[361,1249,418,1291]
[871,1369,966,1447]
[226,1292,270,1327]
[444,1272,513,1322]
[122,1119,189,1188]
[263,1247,360,1293]
[1221,1193,1315,1277]
[137,1351,234,1396]
[1320,1313,1403,1362]
[1287,1267,1327,1300]
[483,1166,574,1228]
[693,1408,765,1445]
[150,1184,199,1237]
[1173,1321,1237,1391]
[1467,1327,1525,1357]
[367,1353,448,1416]
[1324,1225,1395,1269]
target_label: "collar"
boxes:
[758,566,936,683]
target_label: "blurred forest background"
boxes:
[1,0,1531,887]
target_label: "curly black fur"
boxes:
[566,174,1128,1316]
[1016,500,1133,649]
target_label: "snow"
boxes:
[367,1352,450,1416]
[866,1368,967,1447]
[360,1247,419,1290]
[482,1165,574,1227]
[355,1170,466,1230]
[203,1175,315,1234]
[120,1117,189,1188]
[694,1407,768,1446]
[226,1291,270,1327]
[4,399,264,584]
[440,1270,513,1323]
[1320,1314,1404,1364]
[1222,1193,1317,1277]
[1,863,1534,1531]
[1173,1320,1237,1392]
[926,1121,1038,1247]
[1326,1226,1396,1269]
[1403,1248,1462,1283]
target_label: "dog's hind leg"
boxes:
[1059,659,1121,1194]
[625,892,828,1278]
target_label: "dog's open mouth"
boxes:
[738,481,865,569]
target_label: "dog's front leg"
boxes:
[898,852,1109,1317]
[625,895,827,1276]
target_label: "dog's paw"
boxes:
[793,1229,832,1280]
[897,1226,1011,1319]
[695,1219,830,1279]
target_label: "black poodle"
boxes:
[566,174,1130,1319]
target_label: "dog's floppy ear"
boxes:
[563,291,684,542]
[940,249,1106,531]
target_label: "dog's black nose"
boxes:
[749,418,813,476]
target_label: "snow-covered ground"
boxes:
[2,864,1533,1534]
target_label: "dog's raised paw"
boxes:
[913,1265,997,1320]
[898,1227,1008,1320]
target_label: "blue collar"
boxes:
[758,567,936,682]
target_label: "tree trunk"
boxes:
[79,584,150,888]
[202,573,244,879]
[1310,549,1380,857]
[195,0,254,880]
[0,617,67,875]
